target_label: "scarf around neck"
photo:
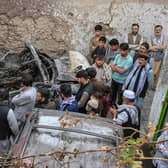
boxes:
[122,60,151,97]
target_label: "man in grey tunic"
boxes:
[12,75,36,127]
[110,90,140,139]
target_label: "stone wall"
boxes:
[149,50,168,126]
[0,0,168,57]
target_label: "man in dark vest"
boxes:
[0,91,18,155]
[110,90,140,139]
[75,70,93,114]
[126,23,143,54]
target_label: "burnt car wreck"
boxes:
[0,44,58,102]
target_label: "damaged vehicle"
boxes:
[0,43,58,103]
[0,42,86,109]
[0,43,81,105]
[7,109,121,168]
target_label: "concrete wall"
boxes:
[149,51,168,126]
[0,0,168,57]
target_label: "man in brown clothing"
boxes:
[126,23,143,53]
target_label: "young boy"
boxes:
[89,25,103,53]
[60,84,78,112]
[92,55,112,86]
[91,92,103,116]
[91,36,107,63]
[102,86,111,118]
[105,38,119,64]
[88,25,104,64]
[86,98,99,116]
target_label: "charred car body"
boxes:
[0,43,79,106]
[0,44,58,103]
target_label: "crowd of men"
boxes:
[0,23,167,168]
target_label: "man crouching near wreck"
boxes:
[12,75,37,128]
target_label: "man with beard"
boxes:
[126,23,143,54]
[148,25,167,89]
[122,53,153,108]
[110,90,140,139]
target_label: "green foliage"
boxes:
[120,147,136,160]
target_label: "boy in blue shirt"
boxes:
[60,84,78,112]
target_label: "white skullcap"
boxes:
[123,90,135,99]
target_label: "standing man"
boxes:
[111,43,133,105]
[123,53,153,109]
[12,75,37,128]
[110,90,140,139]
[75,70,93,114]
[126,23,143,54]
[0,91,18,155]
[148,25,167,89]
